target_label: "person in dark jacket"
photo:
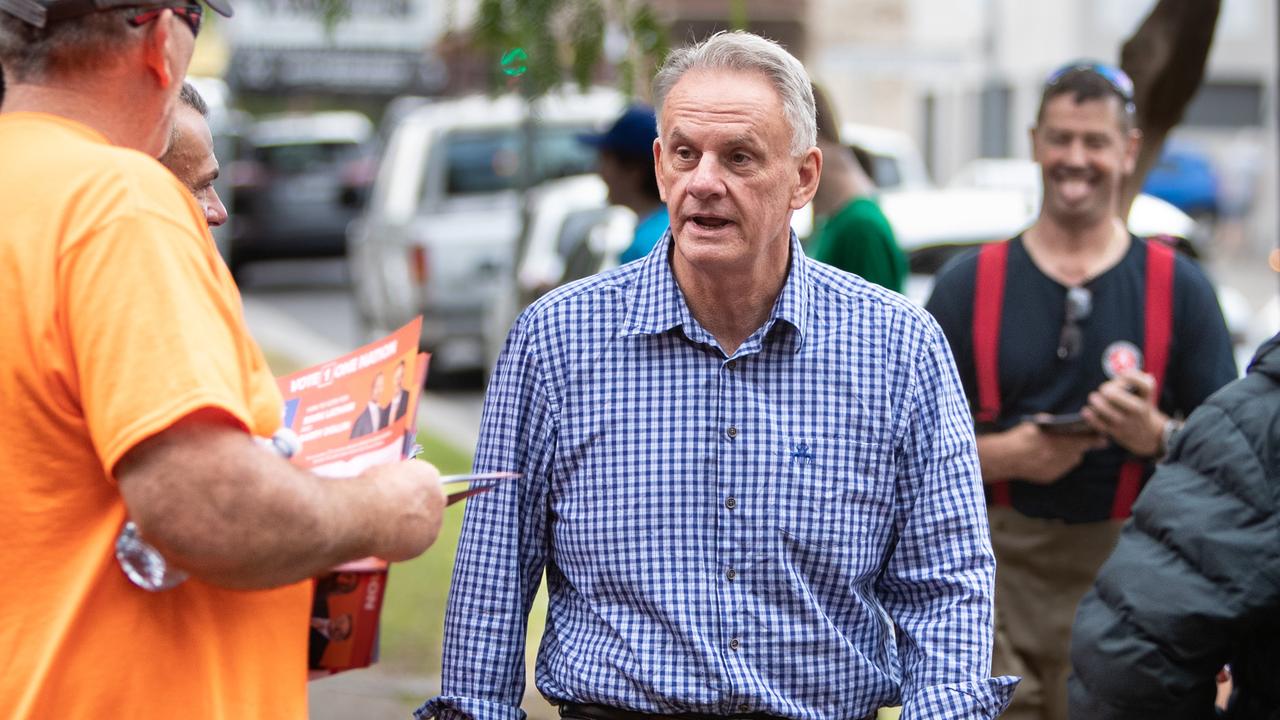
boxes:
[1069,332,1280,720]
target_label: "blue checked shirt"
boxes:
[419,233,1017,720]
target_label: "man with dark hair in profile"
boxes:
[808,82,907,293]
[0,2,447,716]
[158,81,226,228]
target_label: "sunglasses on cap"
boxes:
[128,2,201,36]
[1044,61,1137,116]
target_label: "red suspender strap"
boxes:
[1143,240,1176,395]
[973,241,1011,505]
[1111,240,1176,519]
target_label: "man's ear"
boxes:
[140,12,178,89]
[1123,128,1143,176]
[652,137,667,202]
[790,146,822,210]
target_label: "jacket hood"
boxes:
[1247,331,1280,380]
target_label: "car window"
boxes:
[437,125,600,198]
[867,153,901,189]
[255,142,361,175]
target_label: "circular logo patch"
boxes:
[1102,340,1143,379]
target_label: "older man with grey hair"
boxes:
[421,30,1015,720]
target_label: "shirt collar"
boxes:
[621,230,810,353]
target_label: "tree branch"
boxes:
[1118,0,1221,216]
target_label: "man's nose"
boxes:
[203,188,228,228]
[687,154,726,199]
[1063,139,1088,167]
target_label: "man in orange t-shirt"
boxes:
[0,3,447,718]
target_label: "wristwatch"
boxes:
[1158,418,1184,460]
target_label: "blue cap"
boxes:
[578,104,658,162]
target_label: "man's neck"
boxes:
[672,242,791,356]
[1023,215,1131,287]
[3,78,158,153]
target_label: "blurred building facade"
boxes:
[217,0,476,103]
[210,0,1275,250]
[805,0,1276,248]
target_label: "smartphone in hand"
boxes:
[1029,412,1095,435]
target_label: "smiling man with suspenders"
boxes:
[925,61,1236,720]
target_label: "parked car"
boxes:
[481,174,638,369]
[841,122,932,191]
[1141,141,1220,220]
[347,86,623,374]
[227,111,375,277]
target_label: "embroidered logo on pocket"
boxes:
[789,442,815,466]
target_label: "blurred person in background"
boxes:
[925,60,1236,720]
[159,81,226,227]
[0,1,446,717]
[421,30,1015,720]
[808,82,907,293]
[1069,330,1280,719]
[578,103,668,264]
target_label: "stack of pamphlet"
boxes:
[275,319,428,678]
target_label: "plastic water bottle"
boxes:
[115,428,301,592]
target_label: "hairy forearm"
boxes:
[975,433,1016,483]
[118,411,394,590]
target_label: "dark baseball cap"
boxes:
[577,104,658,161]
[0,0,231,29]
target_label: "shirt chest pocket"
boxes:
[772,433,894,551]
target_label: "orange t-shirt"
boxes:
[0,113,310,718]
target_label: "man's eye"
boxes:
[731,152,750,164]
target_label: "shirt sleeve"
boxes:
[849,201,907,294]
[1167,256,1237,413]
[60,210,268,477]
[923,254,979,412]
[875,320,1018,719]
[416,314,558,720]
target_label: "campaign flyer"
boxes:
[275,318,426,678]
[278,318,423,478]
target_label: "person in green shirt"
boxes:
[809,83,908,293]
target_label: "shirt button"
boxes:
[737,705,750,713]
[725,496,737,509]
[726,568,737,581]
[729,638,740,650]
[726,426,738,439]
[726,360,737,370]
